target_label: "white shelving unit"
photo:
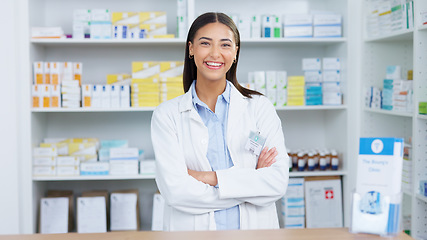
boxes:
[16,0,361,234]
[362,0,427,238]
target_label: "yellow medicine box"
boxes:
[287,76,305,86]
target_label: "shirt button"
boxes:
[201,139,208,145]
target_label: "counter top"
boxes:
[0,228,413,240]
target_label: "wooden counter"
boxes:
[0,228,413,240]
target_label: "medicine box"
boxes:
[284,26,313,38]
[80,162,109,175]
[50,62,62,85]
[33,166,56,176]
[323,58,341,70]
[314,26,342,38]
[57,166,80,176]
[82,84,92,107]
[265,71,277,90]
[34,62,44,84]
[276,71,287,90]
[251,15,261,38]
[33,157,56,166]
[323,70,341,82]
[304,70,322,82]
[302,58,321,71]
[57,156,80,166]
[110,147,139,160]
[313,14,342,26]
[32,85,41,108]
[110,160,139,175]
[140,160,156,175]
[44,62,51,84]
[33,147,57,157]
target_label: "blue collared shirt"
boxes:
[191,80,240,230]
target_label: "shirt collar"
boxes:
[191,80,231,109]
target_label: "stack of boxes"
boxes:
[322,58,342,105]
[73,9,91,39]
[56,156,80,177]
[365,86,382,109]
[131,62,161,107]
[282,178,305,228]
[287,76,305,106]
[365,0,414,38]
[303,58,322,106]
[32,61,82,109]
[109,148,139,175]
[283,15,313,38]
[112,11,171,39]
[247,71,287,107]
[33,147,57,177]
[382,66,413,112]
[313,14,342,38]
[131,61,184,107]
[90,9,112,39]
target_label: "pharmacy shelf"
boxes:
[30,38,186,46]
[289,170,347,177]
[364,108,413,118]
[31,107,156,112]
[32,105,346,113]
[365,28,414,42]
[32,174,155,181]
[418,25,427,31]
[30,37,347,47]
[276,105,347,111]
[418,114,427,120]
[241,37,347,46]
[416,193,427,203]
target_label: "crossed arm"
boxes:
[187,146,279,186]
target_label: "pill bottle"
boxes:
[331,149,339,170]
[319,151,327,170]
[324,149,331,168]
[307,152,315,171]
[297,152,305,171]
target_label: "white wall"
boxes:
[0,0,20,234]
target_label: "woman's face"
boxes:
[188,22,238,84]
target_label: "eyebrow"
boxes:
[198,37,233,42]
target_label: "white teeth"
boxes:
[206,62,222,67]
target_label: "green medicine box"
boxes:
[419,102,427,115]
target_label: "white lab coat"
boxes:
[151,83,289,231]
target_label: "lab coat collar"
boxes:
[178,81,247,113]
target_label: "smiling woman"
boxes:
[151,12,290,231]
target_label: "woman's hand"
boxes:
[187,169,218,186]
[257,147,278,169]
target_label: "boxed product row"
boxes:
[32,10,174,39]
[246,58,342,106]
[39,189,142,233]
[32,139,153,177]
[365,66,413,112]
[32,84,131,109]
[231,13,342,38]
[365,0,414,38]
[287,148,340,172]
[33,61,82,85]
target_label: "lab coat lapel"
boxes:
[227,84,248,147]
[179,87,211,171]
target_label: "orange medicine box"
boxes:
[33,62,44,84]
[44,62,51,84]
[51,84,61,108]
[73,62,82,85]
[82,84,92,107]
[32,84,41,108]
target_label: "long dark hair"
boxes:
[183,12,261,98]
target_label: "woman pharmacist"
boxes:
[151,12,289,231]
